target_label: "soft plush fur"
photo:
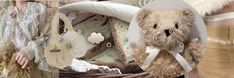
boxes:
[137,0,233,17]
[133,8,204,78]
[183,0,234,16]
[0,42,34,78]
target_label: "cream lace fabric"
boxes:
[1,2,57,73]
[2,2,45,50]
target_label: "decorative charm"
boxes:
[88,32,105,44]
[142,30,147,33]
[36,33,49,45]
[106,42,112,48]
[171,42,185,53]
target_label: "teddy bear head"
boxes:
[137,8,194,50]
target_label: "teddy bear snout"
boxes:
[164,29,173,37]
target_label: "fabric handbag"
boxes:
[44,13,74,69]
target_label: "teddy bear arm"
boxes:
[186,39,204,63]
[132,43,148,65]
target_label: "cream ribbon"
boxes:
[141,45,192,73]
[169,50,192,72]
[141,46,160,70]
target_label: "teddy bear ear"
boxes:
[137,8,152,27]
[181,8,194,17]
[137,8,151,20]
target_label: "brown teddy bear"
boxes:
[0,42,34,78]
[133,8,204,78]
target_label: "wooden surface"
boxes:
[198,1,234,78]
[198,26,234,78]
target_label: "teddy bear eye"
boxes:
[175,23,179,29]
[153,24,157,29]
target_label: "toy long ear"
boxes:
[137,8,151,28]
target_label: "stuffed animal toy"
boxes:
[133,8,204,78]
[0,42,34,78]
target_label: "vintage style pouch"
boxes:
[44,13,74,69]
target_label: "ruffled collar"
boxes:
[10,2,29,17]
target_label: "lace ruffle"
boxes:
[3,2,46,49]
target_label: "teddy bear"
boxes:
[132,8,204,78]
[0,42,34,78]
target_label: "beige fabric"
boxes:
[0,2,58,78]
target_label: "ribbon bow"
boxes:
[141,43,192,73]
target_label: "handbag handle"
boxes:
[51,13,75,38]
